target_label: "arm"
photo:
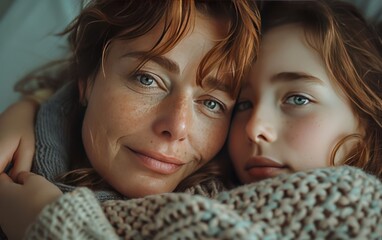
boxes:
[0,172,62,240]
[0,89,52,179]
[0,173,118,240]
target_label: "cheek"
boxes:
[228,118,245,158]
[227,116,250,174]
[81,105,117,169]
[284,116,337,168]
[85,95,127,136]
[286,118,321,147]
[87,84,156,136]
[82,89,141,166]
[196,118,231,164]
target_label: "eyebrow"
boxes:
[121,51,179,74]
[270,72,324,85]
[203,76,232,94]
[122,51,232,94]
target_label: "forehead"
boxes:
[262,25,322,67]
[248,24,327,84]
[112,11,227,53]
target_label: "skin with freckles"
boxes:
[228,24,363,184]
[81,15,235,198]
[0,1,262,237]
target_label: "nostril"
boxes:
[162,130,172,138]
[255,134,268,143]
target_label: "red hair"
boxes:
[260,0,382,179]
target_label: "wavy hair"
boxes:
[260,0,382,179]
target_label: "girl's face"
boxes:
[81,14,235,198]
[229,24,363,184]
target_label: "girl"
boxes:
[229,0,382,184]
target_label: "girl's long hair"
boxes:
[260,0,382,179]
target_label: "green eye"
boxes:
[286,95,310,105]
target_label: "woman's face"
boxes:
[229,24,362,184]
[81,14,235,198]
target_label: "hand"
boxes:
[0,172,63,240]
[0,99,39,179]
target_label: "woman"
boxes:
[0,0,260,238]
[0,0,260,198]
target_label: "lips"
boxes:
[244,156,288,181]
[126,147,185,175]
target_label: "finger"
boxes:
[0,173,12,182]
[10,139,35,180]
[15,171,38,185]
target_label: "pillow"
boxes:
[0,0,81,112]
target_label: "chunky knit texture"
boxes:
[26,166,382,239]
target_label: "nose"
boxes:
[153,96,191,142]
[245,108,277,144]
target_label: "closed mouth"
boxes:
[126,146,185,175]
[244,156,288,181]
[244,156,285,170]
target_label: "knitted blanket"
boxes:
[26,166,382,239]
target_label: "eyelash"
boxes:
[284,94,311,106]
[234,94,311,114]
[134,73,159,88]
[235,100,252,112]
[202,98,226,114]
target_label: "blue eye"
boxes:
[235,101,252,112]
[136,74,155,86]
[203,100,223,113]
[285,95,310,105]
